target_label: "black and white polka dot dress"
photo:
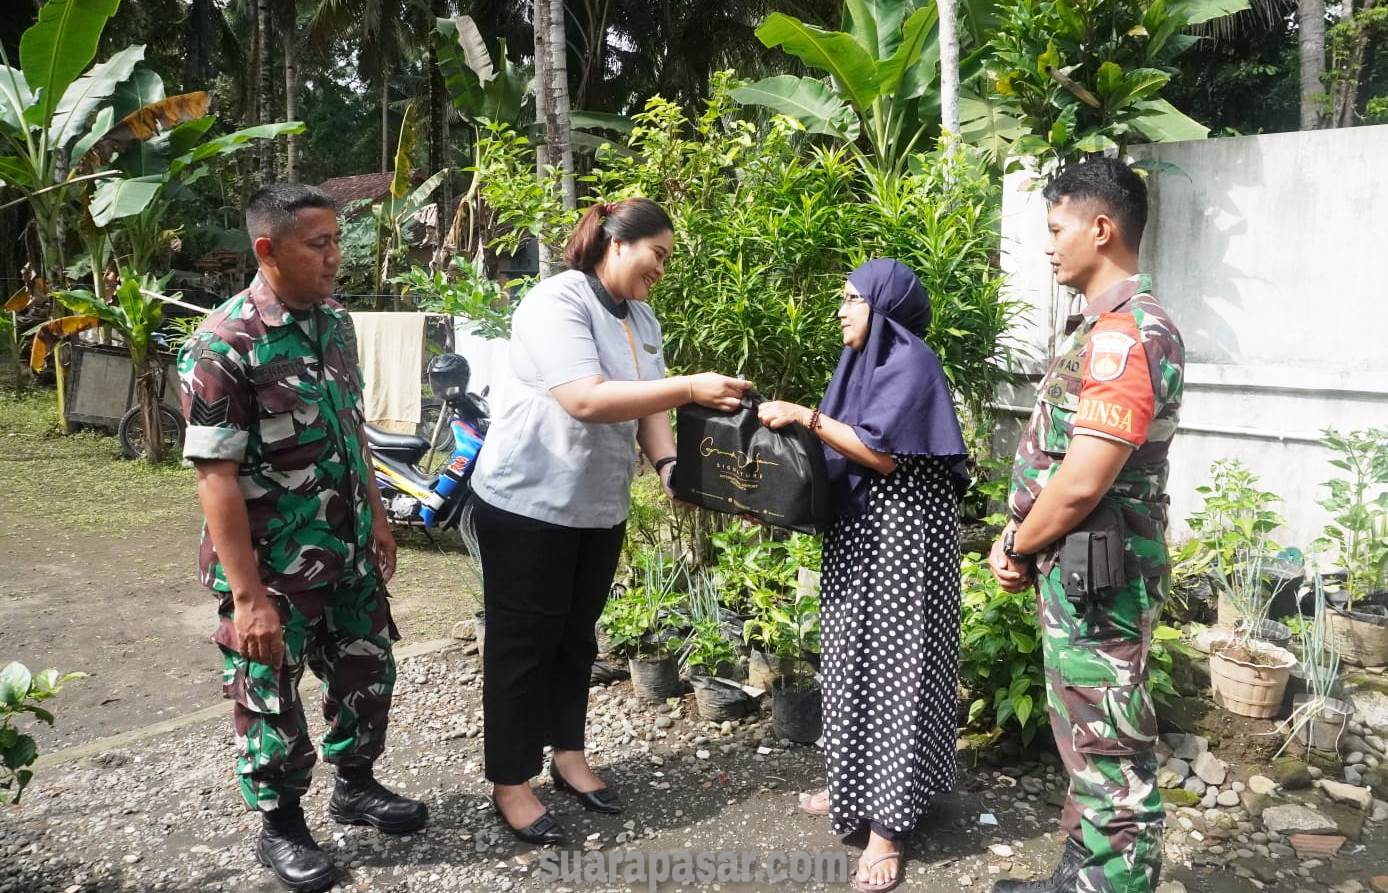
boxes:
[819,455,961,839]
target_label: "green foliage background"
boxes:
[480,73,1022,418]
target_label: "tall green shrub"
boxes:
[477,73,1022,417]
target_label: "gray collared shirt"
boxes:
[470,270,667,528]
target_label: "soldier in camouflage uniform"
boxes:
[179,184,427,893]
[990,159,1184,893]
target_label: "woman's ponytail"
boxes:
[563,203,611,271]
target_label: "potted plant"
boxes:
[715,527,821,688]
[1208,548,1297,719]
[1185,459,1287,627]
[1280,570,1352,755]
[1315,428,1388,666]
[744,587,822,743]
[600,551,687,701]
[682,577,756,722]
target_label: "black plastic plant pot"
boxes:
[771,678,822,744]
[629,655,682,702]
[690,675,757,722]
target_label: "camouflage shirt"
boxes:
[1008,274,1185,573]
[178,275,374,595]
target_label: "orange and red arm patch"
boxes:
[1075,313,1154,447]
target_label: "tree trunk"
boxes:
[576,0,611,109]
[283,28,299,183]
[938,0,961,137]
[1300,0,1328,129]
[428,0,450,270]
[381,76,390,172]
[137,360,163,463]
[545,0,576,211]
[1332,0,1381,127]
[533,0,555,275]
[257,0,275,182]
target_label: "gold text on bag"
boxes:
[699,437,780,492]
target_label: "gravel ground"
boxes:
[3,645,1386,893]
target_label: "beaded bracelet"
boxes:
[808,408,822,431]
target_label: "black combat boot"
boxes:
[328,767,429,834]
[255,802,338,893]
[992,838,1087,893]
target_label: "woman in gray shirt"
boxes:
[469,198,750,845]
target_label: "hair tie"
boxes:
[602,202,617,216]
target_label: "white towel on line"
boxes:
[350,312,425,434]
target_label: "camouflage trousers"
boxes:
[1038,561,1166,893]
[214,573,399,812]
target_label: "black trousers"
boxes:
[472,497,625,785]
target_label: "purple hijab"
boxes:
[819,258,968,516]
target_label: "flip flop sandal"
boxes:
[797,790,830,817]
[852,851,904,893]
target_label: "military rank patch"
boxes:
[189,394,230,427]
[1088,330,1136,382]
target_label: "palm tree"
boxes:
[534,0,576,215]
[257,0,277,180]
[1300,0,1327,127]
[940,0,961,136]
[282,2,304,181]
[309,0,414,170]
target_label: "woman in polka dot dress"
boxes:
[758,259,969,893]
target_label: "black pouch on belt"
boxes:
[1059,503,1129,609]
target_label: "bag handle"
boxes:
[741,389,764,412]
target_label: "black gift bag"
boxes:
[671,393,833,534]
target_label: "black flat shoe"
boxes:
[549,762,623,815]
[491,796,568,846]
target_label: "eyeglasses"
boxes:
[839,294,867,308]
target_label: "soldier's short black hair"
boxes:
[245,183,337,240]
[1043,158,1148,251]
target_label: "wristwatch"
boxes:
[1003,529,1031,563]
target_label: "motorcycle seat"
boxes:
[365,425,430,465]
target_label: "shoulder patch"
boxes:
[1088,329,1136,382]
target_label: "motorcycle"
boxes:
[365,353,488,546]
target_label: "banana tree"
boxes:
[732,0,1004,175]
[370,103,448,307]
[432,15,629,265]
[436,15,535,131]
[970,0,1250,174]
[0,0,142,303]
[86,70,303,272]
[733,1,943,175]
[29,269,170,461]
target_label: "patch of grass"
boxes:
[0,386,196,534]
[0,383,482,639]
[387,527,483,639]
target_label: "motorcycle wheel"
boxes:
[416,398,452,474]
[456,497,482,559]
[118,405,186,460]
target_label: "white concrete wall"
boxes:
[996,125,1388,552]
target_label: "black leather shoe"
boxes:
[255,803,338,893]
[328,770,429,834]
[492,795,568,845]
[993,838,1086,892]
[550,761,623,815]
